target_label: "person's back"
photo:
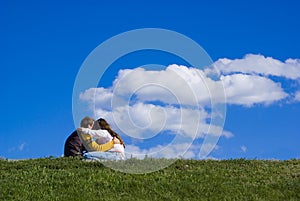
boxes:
[64,131,85,157]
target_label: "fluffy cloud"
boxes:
[209,54,300,105]
[112,66,211,106]
[80,87,113,111]
[8,142,27,153]
[211,54,300,79]
[221,74,288,106]
[295,91,300,102]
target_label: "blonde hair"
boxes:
[80,116,94,128]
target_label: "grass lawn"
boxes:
[0,157,299,200]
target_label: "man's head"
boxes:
[80,116,94,128]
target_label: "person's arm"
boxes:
[89,140,114,152]
[87,137,121,152]
[78,128,108,138]
[78,129,121,152]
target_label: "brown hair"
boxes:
[97,118,125,148]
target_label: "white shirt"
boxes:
[82,128,112,140]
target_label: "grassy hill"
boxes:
[0,157,299,201]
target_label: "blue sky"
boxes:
[0,0,299,160]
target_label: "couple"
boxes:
[64,117,125,160]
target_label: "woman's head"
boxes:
[97,118,125,148]
[97,118,110,130]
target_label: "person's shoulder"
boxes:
[99,129,111,135]
[65,130,80,143]
[66,130,78,139]
[70,130,79,136]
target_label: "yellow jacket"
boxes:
[78,132,114,152]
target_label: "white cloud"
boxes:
[81,59,295,111]
[294,91,300,102]
[112,66,210,106]
[241,145,247,153]
[19,143,26,151]
[80,87,113,110]
[221,73,288,106]
[110,63,292,108]
[8,142,27,153]
[211,54,300,79]
[207,54,300,105]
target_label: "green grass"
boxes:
[0,157,299,201]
